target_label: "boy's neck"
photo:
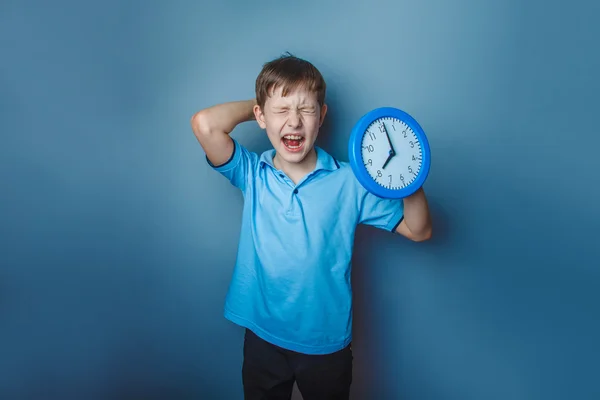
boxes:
[273,147,317,184]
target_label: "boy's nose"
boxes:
[287,111,302,127]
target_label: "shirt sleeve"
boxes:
[206,137,258,193]
[358,189,405,233]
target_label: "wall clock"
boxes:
[348,107,431,199]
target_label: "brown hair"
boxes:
[255,52,326,109]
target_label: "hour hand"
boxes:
[382,150,393,169]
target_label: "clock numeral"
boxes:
[388,174,392,185]
[369,132,376,141]
[392,124,396,131]
[403,130,407,138]
[408,166,413,174]
[409,141,414,148]
[367,144,374,152]
[400,174,404,182]
[367,159,372,166]
[379,124,385,133]
[412,155,417,161]
[377,170,382,178]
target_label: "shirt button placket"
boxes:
[287,187,298,215]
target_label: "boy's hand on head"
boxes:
[190,99,257,166]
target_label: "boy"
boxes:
[191,53,432,399]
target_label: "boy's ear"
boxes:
[319,104,328,127]
[253,105,267,129]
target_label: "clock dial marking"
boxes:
[360,117,423,190]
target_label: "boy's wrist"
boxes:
[247,98,257,121]
[403,187,424,201]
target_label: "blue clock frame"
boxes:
[348,107,431,199]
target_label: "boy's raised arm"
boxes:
[190,99,257,166]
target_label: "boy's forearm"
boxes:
[193,99,256,135]
[402,188,432,240]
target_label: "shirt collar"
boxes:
[259,146,340,172]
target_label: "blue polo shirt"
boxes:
[208,138,404,355]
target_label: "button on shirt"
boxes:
[208,138,404,355]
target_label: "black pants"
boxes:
[242,329,353,400]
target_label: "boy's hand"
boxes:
[191,99,257,166]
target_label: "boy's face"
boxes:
[254,85,327,165]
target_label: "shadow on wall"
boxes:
[421,197,453,247]
[350,197,453,399]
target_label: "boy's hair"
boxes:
[255,52,326,109]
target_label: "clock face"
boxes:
[360,116,423,190]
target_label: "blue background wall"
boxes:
[2,0,599,399]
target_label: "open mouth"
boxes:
[282,134,305,152]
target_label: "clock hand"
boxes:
[381,122,395,169]
[382,150,393,169]
[382,122,395,155]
